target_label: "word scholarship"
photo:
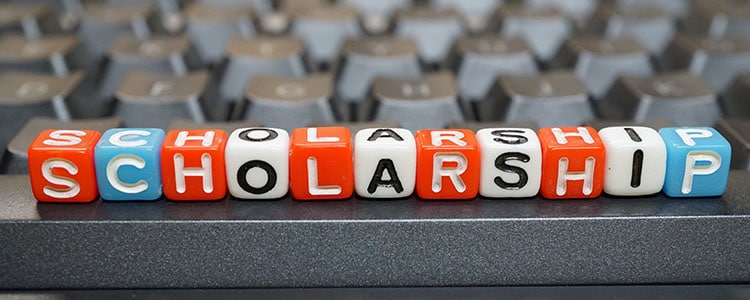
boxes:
[27,126,732,202]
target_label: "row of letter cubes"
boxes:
[28,126,731,202]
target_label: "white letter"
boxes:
[307,157,342,195]
[552,127,594,144]
[682,151,721,194]
[41,159,80,198]
[173,153,213,193]
[556,157,596,196]
[43,130,85,146]
[430,131,467,146]
[676,128,713,146]
[109,130,151,147]
[432,153,468,193]
[175,131,214,146]
[306,128,339,142]
[106,154,148,194]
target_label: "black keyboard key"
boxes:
[114,70,211,129]
[0,116,121,174]
[480,71,594,127]
[77,3,155,59]
[184,3,255,64]
[364,72,466,131]
[448,36,538,101]
[432,0,501,32]
[715,118,750,170]
[616,0,689,17]
[587,4,676,54]
[686,0,750,39]
[723,74,750,119]
[598,72,720,126]
[167,118,261,132]
[447,120,540,131]
[0,34,80,76]
[556,36,653,98]
[241,73,338,132]
[496,5,573,62]
[290,5,362,65]
[394,6,464,64]
[342,0,411,34]
[523,0,597,19]
[661,35,750,92]
[0,3,55,38]
[584,118,677,130]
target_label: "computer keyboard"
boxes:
[1,0,750,291]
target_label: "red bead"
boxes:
[538,126,606,199]
[289,127,353,200]
[415,129,480,200]
[161,129,228,201]
[28,129,101,203]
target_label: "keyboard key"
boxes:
[290,5,362,65]
[480,71,594,127]
[588,5,676,54]
[78,3,155,59]
[723,74,750,119]
[218,36,307,103]
[685,0,750,39]
[585,119,677,131]
[394,7,465,64]
[432,0,501,32]
[99,34,197,98]
[0,34,79,76]
[114,70,211,129]
[0,71,84,151]
[715,118,750,170]
[365,72,466,131]
[168,119,262,132]
[556,36,653,98]
[0,3,55,38]
[524,0,597,19]
[335,37,422,105]
[496,5,573,62]
[241,74,338,132]
[342,0,411,33]
[0,116,121,175]
[184,3,255,64]
[447,120,539,131]
[616,0,689,17]
[661,35,750,91]
[447,36,538,101]
[599,72,720,126]
[307,121,401,136]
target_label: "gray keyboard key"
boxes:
[723,74,750,119]
[447,120,540,132]
[184,3,255,64]
[114,70,211,129]
[366,72,466,131]
[588,5,676,54]
[78,3,155,58]
[242,73,338,132]
[496,5,573,62]
[394,7,464,64]
[448,36,538,101]
[432,0,501,32]
[343,0,411,34]
[480,71,594,127]
[219,36,307,103]
[290,5,362,65]
[598,72,720,126]
[715,118,750,170]
[616,0,690,17]
[585,118,677,131]
[168,119,261,132]
[0,34,80,76]
[336,37,422,104]
[524,0,597,19]
[99,34,197,98]
[308,121,401,136]
[0,3,55,38]
[556,36,653,98]
[661,35,750,92]
[0,71,84,151]
[685,0,750,39]
[0,116,121,174]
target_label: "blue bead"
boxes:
[94,128,166,201]
[659,127,731,197]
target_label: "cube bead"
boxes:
[225,127,289,199]
[659,127,731,197]
[161,129,228,201]
[354,128,417,198]
[289,127,353,200]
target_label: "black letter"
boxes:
[494,152,530,189]
[367,159,404,194]
[631,150,644,188]
[237,160,277,194]
[239,128,278,142]
[367,129,404,141]
[491,129,528,144]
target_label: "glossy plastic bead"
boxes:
[354,128,417,198]
[477,128,542,198]
[415,129,480,200]
[225,128,290,199]
[161,129,228,201]
[659,127,731,197]
[289,127,353,200]
[538,126,606,199]
[599,126,666,196]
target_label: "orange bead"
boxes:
[161,129,228,201]
[415,129,480,200]
[289,127,353,200]
[538,126,605,199]
[28,129,101,203]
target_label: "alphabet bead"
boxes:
[289,127,353,200]
[225,128,289,199]
[354,128,417,198]
[477,128,542,198]
[538,127,606,199]
[28,129,102,203]
[94,128,166,201]
[415,129,480,200]
[659,127,731,197]
[599,126,666,196]
[161,129,228,201]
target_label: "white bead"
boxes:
[225,128,290,199]
[599,126,666,196]
[477,128,541,198]
[354,128,416,198]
